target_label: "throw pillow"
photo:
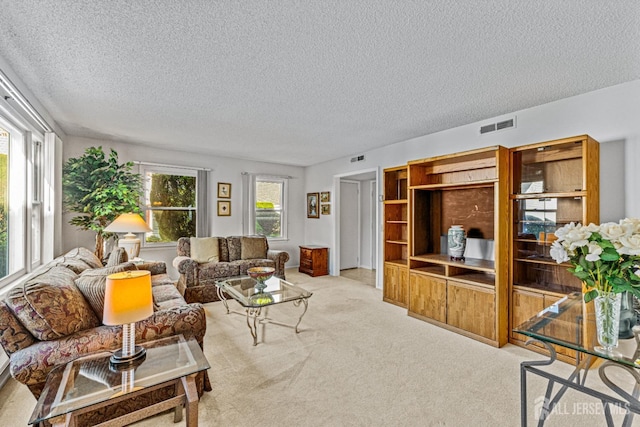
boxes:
[5,266,100,341]
[75,262,138,322]
[105,247,128,267]
[240,236,267,260]
[190,237,220,263]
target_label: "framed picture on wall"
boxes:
[218,182,231,198]
[307,193,319,218]
[321,204,331,215]
[320,191,330,203]
[217,200,231,216]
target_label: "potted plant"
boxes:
[63,146,143,260]
[550,219,640,353]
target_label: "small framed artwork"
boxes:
[320,191,331,203]
[218,182,231,198]
[217,200,231,216]
[321,204,331,215]
[307,193,319,218]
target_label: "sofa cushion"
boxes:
[74,262,138,322]
[5,266,100,341]
[190,237,220,263]
[240,236,267,260]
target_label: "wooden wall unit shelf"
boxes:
[383,166,409,307]
[508,135,599,363]
[380,136,599,355]
[408,146,509,347]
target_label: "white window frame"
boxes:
[139,164,199,247]
[249,175,288,241]
[0,113,46,287]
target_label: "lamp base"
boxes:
[109,346,146,367]
[118,234,141,260]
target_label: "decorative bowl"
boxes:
[247,266,275,283]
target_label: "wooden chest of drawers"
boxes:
[299,245,328,277]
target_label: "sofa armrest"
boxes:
[10,303,206,392]
[0,301,35,356]
[136,260,167,275]
[267,250,290,279]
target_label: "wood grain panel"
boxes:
[447,281,496,340]
[408,272,446,322]
[440,187,494,239]
[383,263,408,307]
[511,290,545,342]
[544,295,579,359]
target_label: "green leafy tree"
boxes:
[63,147,142,260]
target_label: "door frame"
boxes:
[332,167,380,287]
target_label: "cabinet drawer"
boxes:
[300,258,312,269]
[300,248,312,259]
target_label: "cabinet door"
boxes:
[409,273,446,322]
[383,264,408,306]
[447,281,496,340]
[511,290,545,342]
[383,263,399,302]
[543,295,579,360]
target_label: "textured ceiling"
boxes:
[0,1,638,166]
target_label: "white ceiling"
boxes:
[0,1,638,167]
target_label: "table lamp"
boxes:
[103,213,152,259]
[103,270,153,365]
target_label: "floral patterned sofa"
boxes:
[173,236,289,303]
[0,247,211,426]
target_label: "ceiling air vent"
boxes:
[480,116,516,135]
[350,155,365,163]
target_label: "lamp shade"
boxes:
[104,213,152,233]
[103,270,153,326]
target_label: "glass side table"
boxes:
[514,292,640,426]
[216,276,313,346]
[29,334,210,427]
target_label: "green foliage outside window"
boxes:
[147,174,196,242]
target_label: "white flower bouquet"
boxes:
[550,218,640,302]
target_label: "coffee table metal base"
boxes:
[217,286,309,346]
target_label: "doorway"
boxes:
[334,169,378,287]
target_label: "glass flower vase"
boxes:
[594,292,622,354]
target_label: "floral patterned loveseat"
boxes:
[173,235,289,303]
[0,247,210,426]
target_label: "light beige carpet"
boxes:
[0,270,638,426]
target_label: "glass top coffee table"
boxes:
[29,334,210,426]
[216,276,313,345]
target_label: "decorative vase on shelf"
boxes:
[447,225,466,261]
[594,291,622,354]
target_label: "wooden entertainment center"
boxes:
[383,135,599,356]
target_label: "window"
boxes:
[140,165,200,244]
[254,177,288,239]
[0,117,27,284]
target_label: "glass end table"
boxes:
[216,275,313,345]
[514,292,640,426]
[29,334,210,426]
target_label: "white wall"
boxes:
[62,136,306,277]
[304,80,640,286]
